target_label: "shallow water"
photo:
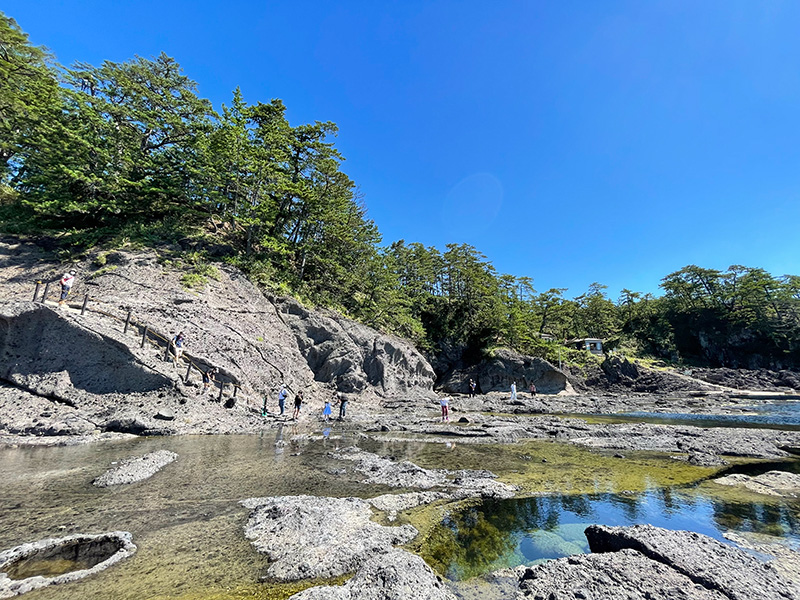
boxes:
[424,481,800,580]
[1,428,798,597]
[0,427,374,600]
[553,399,800,431]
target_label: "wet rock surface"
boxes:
[331,447,518,499]
[713,470,800,498]
[692,368,800,392]
[391,410,800,460]
[241,495,418,581]
[0,531,136,599]
[288,549,457,600]
[368,492,449,522]
[92,449,178,487]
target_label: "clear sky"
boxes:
[11,1,800,300]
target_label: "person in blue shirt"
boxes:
[277,385,288,416]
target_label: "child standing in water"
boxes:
[440,395,450,422]
[323,397,332,422]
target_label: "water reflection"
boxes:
[617,401,800,430]
[425,489,800,580]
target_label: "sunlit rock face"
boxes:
[511,524,800,600]
[437,349,571,395]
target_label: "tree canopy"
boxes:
[3,10,799,370]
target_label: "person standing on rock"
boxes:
[468,379,476,398]
[171,332,185,367]
[58,270,76,306]
[510,381,517,401]
[200,367,215,395]
[440,395,451,422]
[292,390,303,420]
[529,382,537,397]
[336,392,348,421]
[277,385,288,416]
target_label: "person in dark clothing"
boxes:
[200,367,216,395]
[468,378,477,398]
[336,392,349,420]
[292,390,304,420]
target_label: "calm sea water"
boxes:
[429,476,800,580]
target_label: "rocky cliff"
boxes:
[0,239,436,436]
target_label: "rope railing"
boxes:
[29,279,247,406]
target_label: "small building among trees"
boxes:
[566,338,604,355]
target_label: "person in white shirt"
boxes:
[58,270,76,305]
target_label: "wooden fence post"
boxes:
[141,325,148,348]
[218,382,225,402]
[41,282,50,304]
[33,282,41,302]
[81,294,89,315]
[185,363,192,383]
[123,310,132,333]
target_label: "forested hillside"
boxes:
[2,12,799,370]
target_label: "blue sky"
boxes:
[11,1,800,300]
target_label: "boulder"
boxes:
[288,549,456,600]
[600,355,639,384]
[438,349,570,395]
[585,524,799,600]
[240,495,418,581]
[92,450,178,487]
[515,548,726,599]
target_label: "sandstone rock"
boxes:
[241,496,418,581]
[288,549,457,600]
[278,298,436,397]
[585,524,798,600]
[154,408,175,420]
[713,470,800,498]
[516,548,726,599]
[686,451,728,467]
[600,355,639,384]
[437,350,570,395]
[93,450,178,487]
[0,303,172,403]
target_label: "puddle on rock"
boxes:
[5,536,124,579]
